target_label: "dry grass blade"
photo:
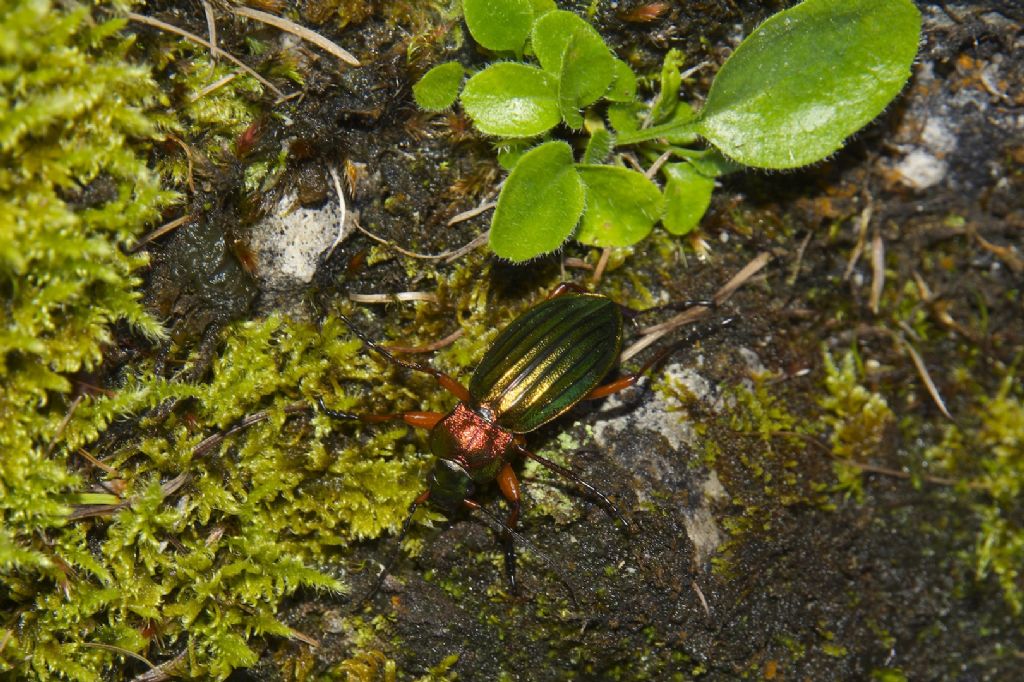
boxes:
[202,0,217,59]
[349,292,438,304]
[843,201,873,280]
[324,164,349,260]
[896,330,954,421]
[621,251,772,363]
[126,12,285,98]
[869,233,885,314]
[230,5,360,66]
[128,214,192,253]
[447,201,496,226]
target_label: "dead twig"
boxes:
[128,214,192,253]
[324,164,349,260]
[621,251,772,362]
[348,291,438,304]
[591,247,612,284]
[126,12,285,98]
[869,232,885,314]
[447,201,496,226]
[229,5,360,67]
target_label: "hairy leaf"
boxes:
[575,165,662,247]
[695,0,921,168]
[491,141,584,260]
[461,62,560,137]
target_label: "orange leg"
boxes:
[496,463,522,592]
[547,281,589,299]
[582,315,730,401]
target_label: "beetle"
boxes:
[320,283,714,596]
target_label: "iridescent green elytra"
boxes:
[469,293,623,432]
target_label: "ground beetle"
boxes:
[320,283,714,596]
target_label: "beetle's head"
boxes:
[427,458,475,514]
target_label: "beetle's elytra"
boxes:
[321,284,690,597]
[470,293,623,433]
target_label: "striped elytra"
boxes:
[469,293,623,433]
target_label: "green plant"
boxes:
[413,0,921,261]
[925,375,1024,615]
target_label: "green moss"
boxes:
[819,349,894,500]
[1,0,175,672]
[925,374,1024,614]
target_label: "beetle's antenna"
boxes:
[520,447,631,531]
[352,491,429,610]
[466,500,579,607]
[620,298,717,322]
[337,314,472,402]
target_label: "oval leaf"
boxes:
[491,141,584,261]
[662,163,715,235]
[575,165,662,247]
[695,0,921,169]
[605,58,637,103]
[461,63,560,137]
[463,0,534,53]
[413,62,464,111]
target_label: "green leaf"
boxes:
[461,63,560,137]
[527,0,557,15]
[583,127,614,164]
[607,101,643,135]
[412,61,464,111]
[670,148,743,178]
[575,165,663,247]
[662,162,715,235]
[695,0,921,169]
[491,141,584,261]
[650,49,684,124]
[605,58,637,102]
[463,0,534,53]
[495,139,531,170]
[530,11,615,127]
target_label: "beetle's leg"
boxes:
[339,314,471,402]
[547,282,590,299]
[583,316,735,400]
[496,462,522,593]
[354,490,430,609]
[521,447,630,531]
[619,299,716,322]
[317,397,445,430]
